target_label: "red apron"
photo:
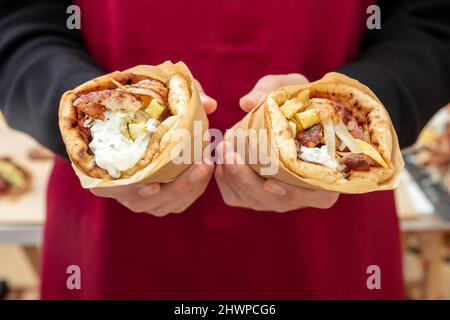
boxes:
[41,0,403,299]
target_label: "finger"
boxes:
[224,149,300,212]
[164,162,213,202]
[137,183,161,197]
[171,162,214,214]
[239,73,309,112]
[143,184,205,217]
[195,79,217,114]
[91,184,142,201]
[215,140,235,165]
[222,164,275,211]
[200,92,217,115]
[221,169,268,211]
[264,179,339,209]
[126,162,214,214]
[151,178,209,215]
[217,143,257,207]
[222,153,272,211]
[214,164,243,207]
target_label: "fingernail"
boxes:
[190,165,207,183]
[138,183,160,197]
[220,141,233,158]
[200,92,217,105]
[215,142,225,164]
[245,91,265,103]
[264,180,287,196]
[224,152,237,175]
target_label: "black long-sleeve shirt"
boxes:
[1,0,450,157]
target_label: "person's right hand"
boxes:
[91,161,214,217]
[90,81,217,217]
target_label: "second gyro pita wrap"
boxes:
[226,72,403,194]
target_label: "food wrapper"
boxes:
[64,61,208,188]
[225,72,404,194]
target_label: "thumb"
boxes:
[239,73,309,112]
[195,79,217,114]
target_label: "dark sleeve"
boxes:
[338,0,450,148]
[0,0,102,157]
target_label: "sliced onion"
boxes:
[320,114,336,161]
[335,121,388,168]
[335,121,360,152]
[338,139,347,151]
[312,100,337,161]
[111,78,164,103]
[110,78,129,91]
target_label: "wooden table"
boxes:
[395,170,450,299]
[1,118,449,299]
[0,123,53,277]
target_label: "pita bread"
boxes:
[265,72,399,188]
[59,70,190,180]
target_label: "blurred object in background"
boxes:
[416,105,450,193]
[0,112,53,221]
[417,105,450,147]
[0,111,53,300]
[401,104,450,221]
[396,104,450,299]
[0,157,31,200]
[0,111,34,200]
[0,280,9,300]
[27,147,54,161]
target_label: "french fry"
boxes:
[280,99,304,119]
[294,109,320,130]
[145,99,165,119]
[288,120,297,138]
[269,89,289,106]
[295,89,310,104]
[128,122,147,140]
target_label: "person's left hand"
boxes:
[214,74,339,212]
[90,80,217,217]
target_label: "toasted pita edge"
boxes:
[266,73,395,187]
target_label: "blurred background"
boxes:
[0,105,450,300]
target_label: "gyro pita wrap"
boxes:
[226,72,403,194]
[59,61,207,188]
